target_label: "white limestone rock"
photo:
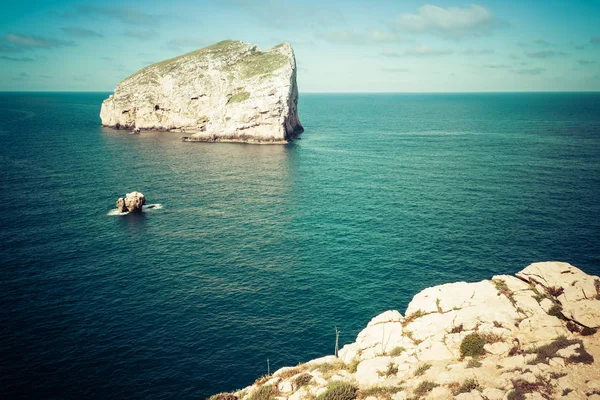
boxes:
[516,261,600,328]
[100,40,303,144]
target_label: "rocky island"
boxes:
[210,262,600,400]
[100,40,303,144]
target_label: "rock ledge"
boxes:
[210,262,600,400]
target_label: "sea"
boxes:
[1,92,599,399]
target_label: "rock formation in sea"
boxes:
[210,262,600,400]
[116,191,146,213]
[100,40,303,144]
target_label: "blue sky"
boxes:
[0,0,599,92]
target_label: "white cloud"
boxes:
[394,4,495,37]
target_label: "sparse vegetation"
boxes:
[315,360,346,378]
[460,333,486,358]
[448,378,481,395]
[254,375,271,385]
[562,388,573,396]
[249,385,278,400]
[549,371,567,380]
[378,362,398,378]
[403,310,427,326]
[493,320,504,328]
[547,286,565,297]
[388,346,405,356]
[413,363,431,377]
[412,380,438,398]
[227,91,251,104]
[547,304,565,319]
[436,298,442,313]
[481,331,504,344]
[358,385,404,400]
[231,51,288,80]
[209,393,238,400]
[293,373,313,388]
[316,381,357,400]
[347,358,360,373]
[507,376,554,400]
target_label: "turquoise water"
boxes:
[1,92,599,398]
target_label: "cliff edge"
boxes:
[211,262,600,400]
[100,40,303,144]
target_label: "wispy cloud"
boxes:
[39,75,53,79]
[463,48,494,55]
[591,36,600,44]
[512,67,545,75]
[483,62,509,69]
[0,55,35,62]
[4,33,75,48]
[123,29,157,40]
[573,44,585,50]
[578,59,596,65]
[316,30,403,45]
[525,50,568,59]
[61,27,103,38]
[404,45,453,56]
[392,4,497,37]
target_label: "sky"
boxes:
[0,0,599,92]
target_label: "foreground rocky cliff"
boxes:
[100,40,303,143]
[211,262,600,400]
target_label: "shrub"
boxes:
[378,362,398,378]
[293,373,312,388]
[547,286,564,297]
[562,388,573,396]
[547,304,565,319]
[347,358,360,373]
[412,380,438,397]
[449,378,481,395]
[481,332,504,344]
[460,333,486,358]
[316,381,357,400]
[388,346,405,356]
[413,363,431,377]
[359,385,404,399]
[450,324,464,334]
[249,385,277,400]
[209,393,238,400]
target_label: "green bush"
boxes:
[460,333,486,358]
[316,381,357,400]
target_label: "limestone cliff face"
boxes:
[100,40,303,143]
[211,262,600,400]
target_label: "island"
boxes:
[210,262,600,400]
[100,40,303,144]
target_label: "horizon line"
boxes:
[1,90,600,94]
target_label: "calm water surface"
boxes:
[1,92,599,399]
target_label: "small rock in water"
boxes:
[116,191,146,213]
